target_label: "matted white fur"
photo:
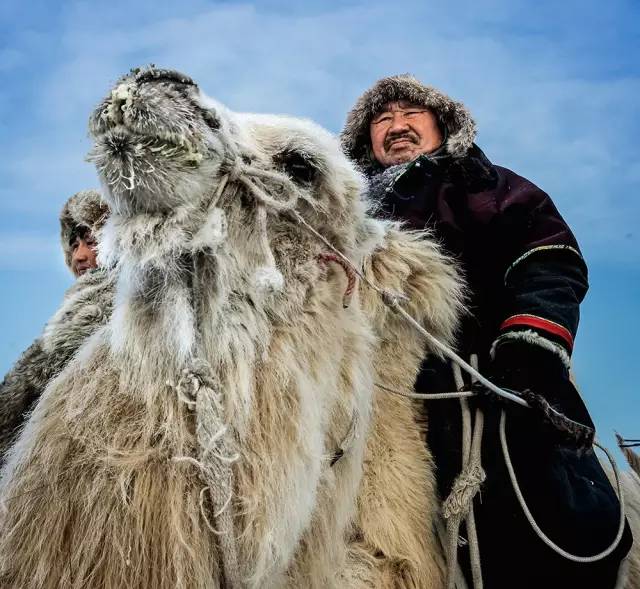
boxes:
[0,67,463,589]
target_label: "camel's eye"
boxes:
[202,109,220,131]
[274,150,317,185]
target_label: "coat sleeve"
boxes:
[491,168,589,368]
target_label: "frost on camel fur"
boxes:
[0,67,464,588]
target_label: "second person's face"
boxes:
[70,232,98,277]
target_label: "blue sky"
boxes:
[0,0,638,459]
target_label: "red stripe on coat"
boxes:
[499,314,574,350]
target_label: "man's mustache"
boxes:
[384,131,419,150]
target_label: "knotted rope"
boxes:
[171,363,242,588]
[442,359,485,589]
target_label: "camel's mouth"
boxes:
[92,126,205,166]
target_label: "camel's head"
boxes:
[88,66,234,216]
[87,66,381,366]
[89,65,371,250]
[89,66,375,275]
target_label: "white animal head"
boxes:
[88,66,367,241]
[88,67,231,216]
[87,65,381,377]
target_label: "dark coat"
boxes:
[342,73,631,586]
[369,146,633,588]
[369,144,588,360]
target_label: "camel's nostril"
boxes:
[134,67,196,88]
[112,82,134,102]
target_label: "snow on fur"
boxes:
[0,67,465,588]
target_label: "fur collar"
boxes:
[367,144,498,205]
[341,74,477,175]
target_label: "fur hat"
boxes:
[59,190,110,270]
[340,74,477,174]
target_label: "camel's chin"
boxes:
[90,137,212,215]
[107,185,193,217]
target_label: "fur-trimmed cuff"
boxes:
[490,329,571,370]
[499,314,574,351]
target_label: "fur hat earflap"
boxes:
[60,189,110,270]
[341,74,477,174]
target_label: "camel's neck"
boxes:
[105,208,215,375]
[101,188,272,398]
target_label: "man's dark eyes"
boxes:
[71,238,96,250]
[373,111,424,124]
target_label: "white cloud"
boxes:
[1,0,638,263]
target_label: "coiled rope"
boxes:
[499,410,627,564]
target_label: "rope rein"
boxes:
[499,410,627,564]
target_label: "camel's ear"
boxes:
[273,150,318,185]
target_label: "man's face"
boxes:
[369,100,443,167]
[70,230,98,277]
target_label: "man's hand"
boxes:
[485,339,595,450]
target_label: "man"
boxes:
[61,190,105,277]
[0,190,113,466]
[69,227,98,276]
[341,75,632,587]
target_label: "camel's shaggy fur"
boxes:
[0,267,115,468]
[0,67,464,588]
[620,471,640,589]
